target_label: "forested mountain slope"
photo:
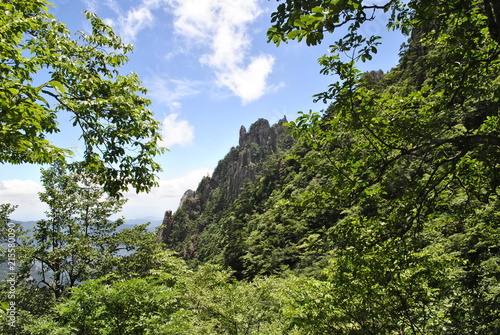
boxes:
[156,17,500,332]
[157,117,299,276]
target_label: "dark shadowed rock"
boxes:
[156,210,173,244]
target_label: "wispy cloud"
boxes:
[102,4,156,42]
[145,75,201,105]
[160,113,195,147]
[120,7,156,42]
[83,0,158,43]
[216,54,276,103]
[82,0,121,17]
[144,75,198,143]
[81,0,99,12]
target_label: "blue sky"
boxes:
[0,0,406,221]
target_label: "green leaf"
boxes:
[48,80,66,93]
[287,30,304,40]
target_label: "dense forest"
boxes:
[2,0,500,334]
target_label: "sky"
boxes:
[0,0,407,222]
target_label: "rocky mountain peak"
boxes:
[157,117,293,250]
[238,118,275,148]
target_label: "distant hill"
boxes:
[10,217,162,233]
[122,217,163,231]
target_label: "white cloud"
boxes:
[81,0,99,12]
[105,5,155,42]
[168,0,276,103]
[145,75,201,105]
[122,168,212,217]
[85,0,278,102]
[161,113,195,147]
[0,169,212,221]
[121,6,156,42]
[217,54,275,104]
[85,0,158,43]
[168,101,182,112]
[0,179,47,221]
[82,0,121,16]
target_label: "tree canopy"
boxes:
[1,160,158,299]
[0,0,165,195]
[160,0,500,332]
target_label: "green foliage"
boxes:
[20,160,126,298]
[161,0,500,333]
[20,259,291,334]
[1,160,159,300]
[40,276,191,335]
[183,264,289,334]
[0,282,57,335]
[263,0,500,333]
[0,204,17,227]
[0,0,165,195]
[2,0,500,333]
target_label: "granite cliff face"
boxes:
[156,210,173,244]
[156,117,293,256]
[221,118,282,200]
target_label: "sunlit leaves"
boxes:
[50,276,191,335]
[0,0,165,196]
[265,0,500,333]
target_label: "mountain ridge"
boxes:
[157,117,294,266]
